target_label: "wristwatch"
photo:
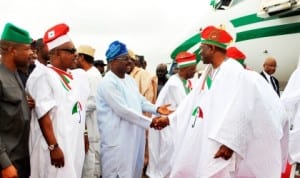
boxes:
[48,143,59,151]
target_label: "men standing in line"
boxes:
[155,25,286,178]
[260,57,280,96]
[26,23,89,178]
[76,45,102,178]
[96,40,170,178]
[147,51,197,178]
[0,22,33,178]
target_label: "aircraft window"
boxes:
[214,0,233,10]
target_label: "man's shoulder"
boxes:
[0,64,10,76]
[259,71,264,76]
[100,72,119,85]
[222,59,244,74]
[28,64,48,77]
[0,65,15,84]
[0,65,7,80]
[259,71,270,82]
[0,64,5,72]
[167,74,180,83]
[87,66,101,76]
[26,65,51,86]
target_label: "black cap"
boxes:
[94,60,107,66]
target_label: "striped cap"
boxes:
[175,51,197,68]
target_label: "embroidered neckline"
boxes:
[49,66,73,91]
[181,78,192,94]
[206,67,220,89]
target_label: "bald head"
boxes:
[263,57,277,75]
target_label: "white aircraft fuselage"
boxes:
[171,0,300,89]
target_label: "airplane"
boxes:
[169,0,300,90]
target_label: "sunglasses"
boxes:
[57,48,77,54]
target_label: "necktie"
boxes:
[270,76,277,91]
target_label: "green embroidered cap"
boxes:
[1,22,32,44]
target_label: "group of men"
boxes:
[0,22,169,178]
[146,25,289,178]
[0,21,299,178]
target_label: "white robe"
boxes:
[96,71,157,178]
[147,74,191,178]
[82,66,102,178]
[281,66,300,163]
[169,59,286,178]
[236,70,288,178]
[26,66,89,178]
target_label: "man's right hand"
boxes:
[50,146,65,168]
[150,116,170,130]
[1,165,18,178]
[214,145,233,160]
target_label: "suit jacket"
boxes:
[260,71,280,96]
[0,64,30,173]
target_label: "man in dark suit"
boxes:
[260,57,280,96]
[0,23,32,178]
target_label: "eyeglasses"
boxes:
[115,55,130,61]
[57,48,77,54]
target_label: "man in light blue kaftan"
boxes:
[96,41,170,178]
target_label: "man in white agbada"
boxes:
[26,23,89,178]
[76,45,102,178]
[96,40,171,178]
[281,61,300,166]
[226,46,289,178]
[147,51,197,178]
[156,26,286,178]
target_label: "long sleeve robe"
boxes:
[169,59,287,178]
[96,71,157,178]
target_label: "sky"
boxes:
[0,0,210,72]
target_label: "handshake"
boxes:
[150,103,173,130]
[150,116,170,130]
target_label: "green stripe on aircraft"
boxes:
[236,22,300,42]
[171,15,300,60]
[231,14,271,27]
[170,34,200,59]
[231,12,300,27]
